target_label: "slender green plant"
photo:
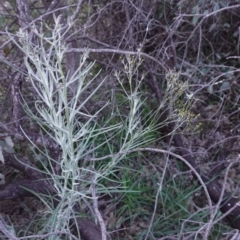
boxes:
[6,16,161,239]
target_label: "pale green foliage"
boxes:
[9,17,158,238]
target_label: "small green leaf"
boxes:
[203,10,209,15]
[0,16,4,28]
[213,3,219,11]
[0,140,6,148]
[224,23,230,28]
[215,53,221,60]
[209,23,216,32]
[207,85,214,94]
[220,0,227,7]
[192,16,200,26]
[0,140,15,153]
[5,136,14,148]
[233,30,239,37]
[225,72,233,79]
[0,173,5,185]
[4,145,15,153]
[0,148,4,164]
[201,67,210,75]
[220,82,230,91]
